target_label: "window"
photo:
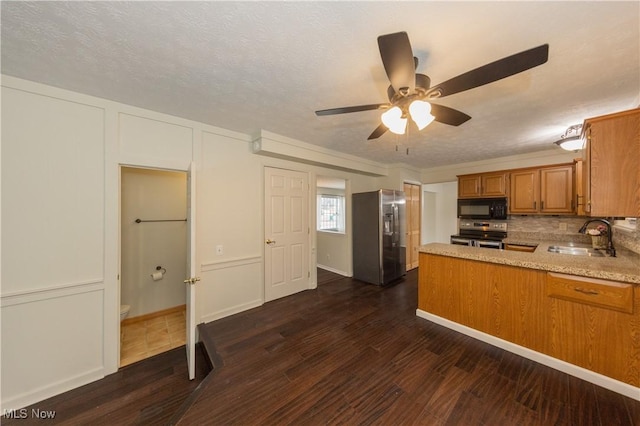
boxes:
[317,194,345,233]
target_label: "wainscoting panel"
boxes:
[199,256,263,323]
[1,286,105,410]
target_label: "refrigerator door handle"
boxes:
[392,204,399,246]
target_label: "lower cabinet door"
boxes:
[547,273,639,386]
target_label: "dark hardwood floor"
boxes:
[5,268,639,425]
[181,268,640,425]
[1,343,211,425]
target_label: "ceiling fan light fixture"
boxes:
[409,100,435,130]
[381,106,407,135]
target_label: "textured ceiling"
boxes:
[2,1,639,168]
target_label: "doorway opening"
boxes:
[119,166,188,366]
[316,176,350,277]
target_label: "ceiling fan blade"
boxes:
[368,123,388,140]
[378,32,416,94]
[315,103,388,116]
[428,44,549,98]
[430,104,472,126]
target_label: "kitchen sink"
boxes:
[547,244,605,257]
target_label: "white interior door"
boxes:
[185,162,199,380]
[264,167,309,302]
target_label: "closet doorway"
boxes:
[119,166,188,367]
[404,182,421,271]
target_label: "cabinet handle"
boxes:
[541,200,544,210]
[574,287,599,296]
[533,201,536,210]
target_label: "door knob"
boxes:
[265,239,276,245]
[183,277,201,285]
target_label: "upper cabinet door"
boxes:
[509,169,539,213]
[583,108,640,217]
[540,165,574,214]
[458,172,506,198]
[482,173,507,197]
[458,175,481,198]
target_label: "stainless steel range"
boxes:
[450,220,507,249]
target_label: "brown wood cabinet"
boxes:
[419,254,549,354]
[458,172,507,198]
[547,272,639,385]
[509,169,539,213]
[504,243,537,253]
[418,253,640,387]
[509,164,574,214]
[581,108,640,217]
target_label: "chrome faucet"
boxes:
[578,218,616,257]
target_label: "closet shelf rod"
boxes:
[135,218,187,223]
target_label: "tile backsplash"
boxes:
[507,215,640,254]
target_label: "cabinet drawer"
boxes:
[504,243,537,253]
[546,272,633,313]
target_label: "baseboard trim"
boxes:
[122,304,186,326]
[200,299,263,324]
[1,367,104,412]
[416,309,640,401]
[316,264,350,276]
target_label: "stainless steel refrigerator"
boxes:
[352,189,406,285]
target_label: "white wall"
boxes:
[0,76,390,410]
[316,232,350,275]
[196,130,264,322]
[121,167,187,317]
[1,84,106,408]
[422,182,458,244]
[316,185,350,276]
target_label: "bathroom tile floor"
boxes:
[120,308,186,367]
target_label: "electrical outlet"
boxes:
[559,223,567,231]
[216,245,224,255]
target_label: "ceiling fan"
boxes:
[315,32,549,140]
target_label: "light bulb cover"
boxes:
[381,106,407,135]
[554,136,583,151]
[409,100,435,130]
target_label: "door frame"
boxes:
[262,165,314,301]
[116,164,194,371]
[403,180,423,270]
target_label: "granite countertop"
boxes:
[419,240,640,285]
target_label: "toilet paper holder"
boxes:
[151,266,167,280]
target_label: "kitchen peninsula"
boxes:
[417,242,640,400]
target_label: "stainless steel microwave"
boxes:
[457,197,508,219]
